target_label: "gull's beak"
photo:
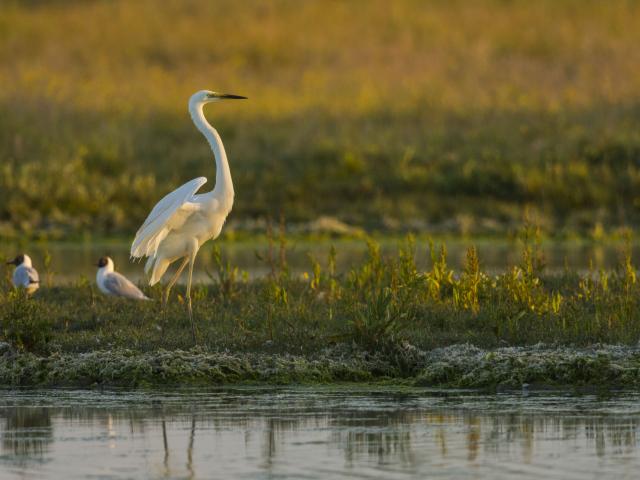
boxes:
[208,92,247,100]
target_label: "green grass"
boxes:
[2,1,640,238]
[2,232,640,356]
[3,232,640,388]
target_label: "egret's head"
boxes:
[191,90,247,105]
[96,256,114,271]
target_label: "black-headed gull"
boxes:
[7,254,39,294]
[96,256,149,300]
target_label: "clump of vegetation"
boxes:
[0,342,639,389]
[0,289,53,353]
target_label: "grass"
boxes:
[3,231,640,388]
[2,229,640,356]
[2,1,640,238]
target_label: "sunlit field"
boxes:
[2,0,640,239]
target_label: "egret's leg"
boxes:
[186,243,199,344]
[163,257,189,307]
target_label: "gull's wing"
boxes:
[103,272,149,300]
[26,267,39,285]
[13,266,39,288]
[130,177,207,258]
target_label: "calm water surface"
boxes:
[1,240,638,285]
[0,387,638,479]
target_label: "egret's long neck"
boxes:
[189,101,234,204]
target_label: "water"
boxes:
[1,239,637,285]
[0,387,639,479]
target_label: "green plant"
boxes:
[207,244,240,301]
[0,290,54,353]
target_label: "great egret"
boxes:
[96,256,149,300]
[7,254,39,294]
[130,90,246,340]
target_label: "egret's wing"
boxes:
[103,272,148,300]
[13,267,39,288]
[136,177,207,234]
[130,177,207,258]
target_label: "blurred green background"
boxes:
[1,0,640,240]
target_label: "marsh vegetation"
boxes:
[1,1,640,238]
[2,230,640,356]
[1,226,640,388]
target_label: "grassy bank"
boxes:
[2,1,640,238]
[3,234,640,352]
[1,234,640,387]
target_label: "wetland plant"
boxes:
[0,235,640,354]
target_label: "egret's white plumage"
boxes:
[130,90,246,337]
[131,176,208,268]
[96,256,149,300]
[7,254,39,294]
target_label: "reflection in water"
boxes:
[0,389,639,479]
[2,407,53,459]
[162,418,169,475]
[187,416,195,480]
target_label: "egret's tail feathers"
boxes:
[131,225,160,255]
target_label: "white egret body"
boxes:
[130,90,246,337]
[96,256,149,300]
[7,254,39,294]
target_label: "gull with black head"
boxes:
[7,254,39,294]
[96,256,149,300]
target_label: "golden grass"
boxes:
[2,0,640,115]
[2,0,640,237]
